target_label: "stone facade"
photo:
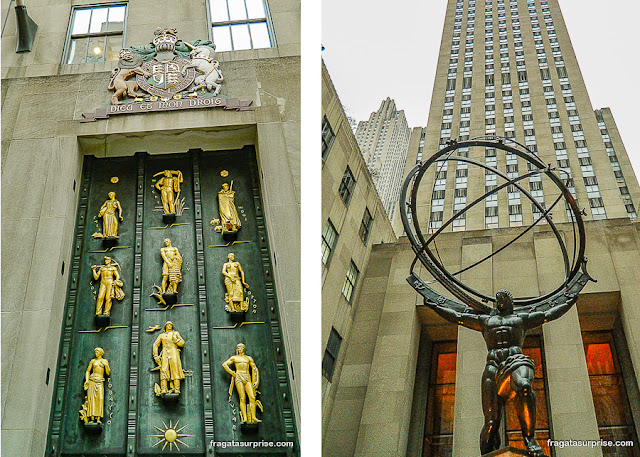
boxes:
[321,61,397,446]
[1,1,300,456]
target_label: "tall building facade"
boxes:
[323,1,640,456]
[355,98,411,224]
[2,1,300,456]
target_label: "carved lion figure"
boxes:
[108,49,152,105]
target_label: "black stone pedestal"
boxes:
[160,392,180,403]
[228,311,246,322]
[83,422,103,434]
[240,422,259,433]
[102,236,118,247]
[94,314,110,327]
[162,293,178,305]
[163,213,176,224]
[483,447,542,457]
[222,229,239,241]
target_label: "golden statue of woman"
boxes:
[93,192,123,239]
[222,343,262,424]
[80,347,110,425]
[222,253,249,312]
[153,321,185,396]
[154,170,183,215]
[92,256,124,316]
[213,182,241,233]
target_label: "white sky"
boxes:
[321,0,640,179]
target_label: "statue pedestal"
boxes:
[94,314,111,327]
[240,422,259,433]
[162,293,178,305]
[228,311,245,322]
[163,213,176,224]
[83,422,103,434]
[159,392,180,403]
[483,447,536,457]
[222,229,238,241]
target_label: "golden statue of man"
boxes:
[222,253,249,312]
[161,238,183,295]
[214,182,241,233]
[80,347,110,424]
[154,170,183,215]
[222,343,262,423]
[153,321,185,395]
[92,256,124,316]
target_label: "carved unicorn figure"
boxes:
[183,43,224,96]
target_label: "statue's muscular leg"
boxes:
[480,364,502,454]
[236,381,248,422]
[511,367,545,456]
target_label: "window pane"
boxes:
[245,0,266,19]
[212,25,233,52]
[86,36,107,63]
[435,353,457,384]
[106,6,125,32]
[105,35,123,61]
[228,0,248,21]
[249,22,270,49]
[89,7,109,33]
[72,9,91,35]
[67,37,89,64]
[230,24,251,50]
[211,0,229,22]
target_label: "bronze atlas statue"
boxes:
[400,137,595,457]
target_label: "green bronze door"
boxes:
[46,148,298,457]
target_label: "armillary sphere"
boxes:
[400,136,595,314]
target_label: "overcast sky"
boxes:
[321,0,640,179]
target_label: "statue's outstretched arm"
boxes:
[426,300,483,331]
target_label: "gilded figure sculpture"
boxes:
[92,256,124,318]
[212,182,241,236]
[153,321,185,398]
[151,239,183,305]
[222,253,249,313]
[222,343,262,425]
[93,192,123,239]
[154,170,183,217]
[80,347,110,430]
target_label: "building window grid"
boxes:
[63,4,127,65]
[208,0,275,52]
[338,167,356,206]
[359,208,374,245]
[322,328,342,382]
[321,220,338,266]
[322,116,336,161]
[342,261,360,303]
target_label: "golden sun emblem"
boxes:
[149,420,194,451]
[220,170,229,177]
[110,177,119,183]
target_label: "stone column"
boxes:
[452,236,493,456]
[353,247,422,457]
[535,232,602,457]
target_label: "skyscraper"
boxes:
[355,98,411,224]
[323,1,640,456]
[411,0,639,232]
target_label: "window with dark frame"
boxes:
[338,167,356,206]
[321,220,338,266]
[208,0,274,52]
[582,331,640,455]
[322,116,336,161]
[341,260,359,303]
[64,4,126,65]
[359,208,373,245]
[423,341,457,457]
[322,327,342,382]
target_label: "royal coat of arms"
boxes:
[108,27,223,104]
